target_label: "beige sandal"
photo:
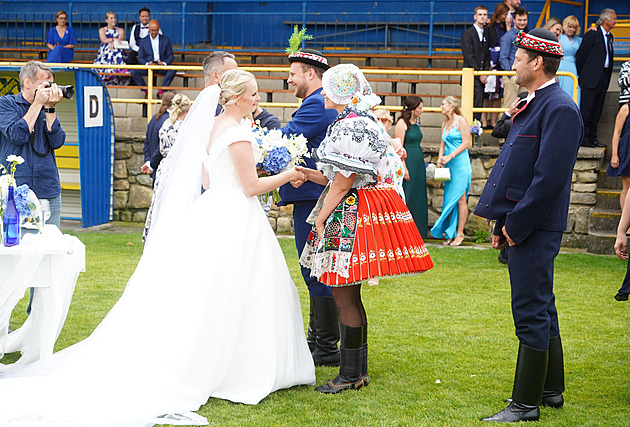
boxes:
[450,234,465,247]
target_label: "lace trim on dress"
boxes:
[300,245,353,279]
[314,106,388,186]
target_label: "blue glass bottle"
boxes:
[2,185,20,247]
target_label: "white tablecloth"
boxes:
[0,225,85,372]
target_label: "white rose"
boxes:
[6,155,24,164]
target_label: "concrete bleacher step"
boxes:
[590,208,621,232]
[587,230,616,255]
[596,189,622,210]
[598,169,623,189]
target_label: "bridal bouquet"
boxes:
[247,121,309,203]
[252,125,309,174]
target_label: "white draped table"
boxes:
[0,226,85,372]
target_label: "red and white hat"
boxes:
[513,29,564,58]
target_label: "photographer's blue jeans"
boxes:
[26,194,62,315]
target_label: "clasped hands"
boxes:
[289,167,307,188]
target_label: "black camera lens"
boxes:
[59,85,74,99]
[42,83,74,99]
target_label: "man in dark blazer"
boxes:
[130,20,176,96]
[280,48,340,367]
[474,28,583,423]
[575,8,617,147]
[460,5,490,121]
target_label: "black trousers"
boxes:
[507,229,562,350]
[580,69,612,143]
[473,77,484,121]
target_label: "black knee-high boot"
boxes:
[307,298,316,353]
[311,296,340,366]
[482,342,548,422]
[361,323,369,387]
[315,324,363,394]
[542,335,564,408]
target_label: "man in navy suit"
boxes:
[460,5,490,121]
[130,20,176,97]
[576,8,617,147]
[280,48,340,367]
[474,28,583,423]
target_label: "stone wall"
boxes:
[422,143,604,246]
[114,134,603,246]
[113,133,296,229]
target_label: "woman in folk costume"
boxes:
[298,64,434,394]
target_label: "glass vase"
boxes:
[2,185,20,247]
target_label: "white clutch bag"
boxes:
[425,163,451,181]
[434,167,451,181]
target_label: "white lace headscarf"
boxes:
[321,64,381,111]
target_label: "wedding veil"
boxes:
[146,85,221,245]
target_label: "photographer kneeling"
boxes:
[0,61,67,313]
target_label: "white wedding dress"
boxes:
[0,93,315,425]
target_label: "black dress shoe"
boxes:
[482,401,540,422]
[581,140,605,148]
[615,292,629,301]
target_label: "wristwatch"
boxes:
[43,107,56,113]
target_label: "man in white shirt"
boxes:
[130,20,176,98]
[127,7,160,65]
[460,5,490,120]
[576,8,617,147]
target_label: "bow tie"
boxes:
[141,26,148,29]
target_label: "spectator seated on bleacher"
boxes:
[131,20,176,98]
[93,11,130,86]
[45,11,77,63]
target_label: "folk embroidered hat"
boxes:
[288,48,330,70]
[513,28,564,58]
[321,64,381,108]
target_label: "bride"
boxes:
[0,70,315,426]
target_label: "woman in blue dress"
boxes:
[430,96,472,246]
[45,11,77,63]
[93,11,130,85]
[607,103,630,211]
[558,15,582,105]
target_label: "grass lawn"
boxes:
[4,228,629,426]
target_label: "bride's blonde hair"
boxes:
[169,93,191,124]
[219,69,255,106]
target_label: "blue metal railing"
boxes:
[0,1,525,55]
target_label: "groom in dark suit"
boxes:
[460,5,490,121]
[575,8,617,147]
[130,20,176,96]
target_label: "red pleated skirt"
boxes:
[300,184,434,286]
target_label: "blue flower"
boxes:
[14,185,34,218]
[262,146,292,174]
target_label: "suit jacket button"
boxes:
[485,204,489,208]
[501,163,504,167]
[493,183,496,187]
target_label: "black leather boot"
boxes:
[504,335,565,408]
[482,343,548,422]
[311,297,340,367]
[541,335,564,408]
[315,324,363,394]
[307,298,316,353]
[361,323,369,387]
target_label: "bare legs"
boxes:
[450,194,469,246]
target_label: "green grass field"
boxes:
[4,228,629,426]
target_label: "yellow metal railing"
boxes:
[0,61,582,126]
[536,0,583,29]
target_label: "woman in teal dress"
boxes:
[558,16,582,105]
[394,95,428,237]
[430,96,471,246]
